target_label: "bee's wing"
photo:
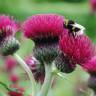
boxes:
[72,23,85,31]
[72,23,85,36]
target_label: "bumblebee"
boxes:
[63,19,85,37]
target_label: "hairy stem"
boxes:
[37,64,53,96]
[14,53,36,96]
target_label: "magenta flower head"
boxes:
[0,15,20,56]
[90,0,96,13]
[22,14,65,63]
[59,32,95,65]
[9,74,19,83]
[83,56,96,75]
[83,56,96,93]
[0,15,18,40]
[25,55,45,84]
[55,31,95,73]
[5,56,17,72]
[22,14,64,40]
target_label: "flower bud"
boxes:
[0,36,20,56]
[33,43,59,64]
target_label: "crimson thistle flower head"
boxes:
[90,0,96,13]
[0,15,20,56]
[22,14,64,41]
[9,74,19,83]
[82,56,96,93]
[22,14,65,63]
[0,15,19,41]
[59,32,95,65]
[83,56,96,75]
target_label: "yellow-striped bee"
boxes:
[63,19,85,37]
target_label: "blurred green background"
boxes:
[0,0,96,96]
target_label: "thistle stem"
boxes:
[0,81,11,91]
[37,64,53,96]
[14,53,36,96]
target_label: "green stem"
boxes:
[37,64,53,96]
[13,53,36,96]
[0,82,11,91]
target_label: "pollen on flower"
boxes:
[0,15,19,40]
[22,14,64,41]
[59,32,95,65]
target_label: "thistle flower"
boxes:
[9,74,19,83]
[82,57,96,94]
[59,32,95,65]
[0,36,20,56]
[8,91,23,96]
[5,56,17,71]
[22,14,64,40]
[0,15,18,41]
[83,56,96,75]
[25,55,45,83]
[90,0,96,13]
[22,14,65,63]
[0,15,20,56]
